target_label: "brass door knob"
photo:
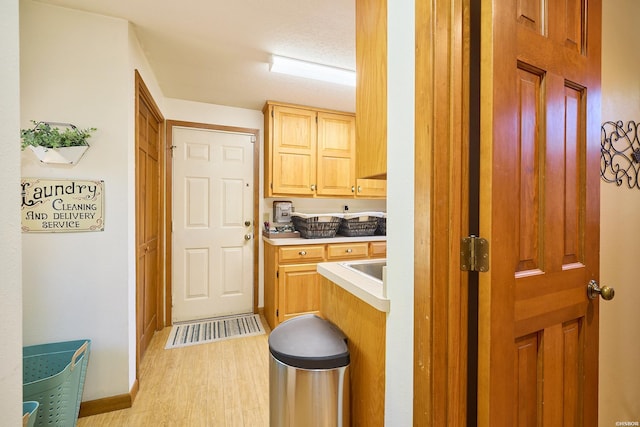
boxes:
[587,280,615,301]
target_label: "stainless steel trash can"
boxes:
[269,314,350,427]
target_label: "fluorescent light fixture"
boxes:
[270,55,356,87]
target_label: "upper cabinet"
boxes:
[264,101,383,198]
[264,103,318,196]
[316,111,357,197]
[355,0,387,179]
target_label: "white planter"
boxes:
[27,145,89,165]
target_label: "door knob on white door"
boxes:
[244,234,253,241]
[587,280,615,301]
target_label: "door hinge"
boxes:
[276,270,279,279]
[276,309,279,317]
[460,235,489,272]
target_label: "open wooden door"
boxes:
[135,71,165,374]
[478,1,604,425]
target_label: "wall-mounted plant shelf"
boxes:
[27,145,90,165]
[21,121,95,166]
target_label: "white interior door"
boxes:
[172,127,254,322]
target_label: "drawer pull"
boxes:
[345,248,352,253]
[299,251,307,256]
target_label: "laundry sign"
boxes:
[21,178,104,232]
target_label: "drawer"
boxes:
[326,242,369,260]
[369,241,387,258]
[279,245,325,263]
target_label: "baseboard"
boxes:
[78,379,139,418]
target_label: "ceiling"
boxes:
[37,0,356,112]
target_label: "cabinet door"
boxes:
[279,263,321,323]
[316,112,356,196]
[355,178,387,198]
[272,105,317,195]
[356,0,387,179]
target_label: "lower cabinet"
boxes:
[263,240,386,329]
[278,263,321,323]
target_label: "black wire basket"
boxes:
[291,216,342,238]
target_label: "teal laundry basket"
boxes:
[23,339,91,426]
[23,401,39,427]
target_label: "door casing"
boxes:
[165,120,260,325]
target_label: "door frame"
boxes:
[414,0,468,425]
[165,120,260,325]
[135,70,166,376]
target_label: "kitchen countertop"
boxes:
[317,259,390,313]
[263,235,386,246]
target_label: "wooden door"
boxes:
[316,112,356,197]
[478,1,602,425]
[270,105,317,195]
[171,127,254,322]
[135,71,164,367]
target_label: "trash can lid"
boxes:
[269,314,349,369]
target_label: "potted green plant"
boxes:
[21,121,96,165]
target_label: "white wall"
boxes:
[600,1,640,424]
[385,0,415,425]
[20,1,134,400]
[0,0,23,424]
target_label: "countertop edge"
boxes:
[263,235,386,246]
[317,262,390,313]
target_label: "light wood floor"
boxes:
[78,318,271,427]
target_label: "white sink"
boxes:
[339,259,387,298]
[339,260,386,282]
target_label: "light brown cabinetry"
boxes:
[369,241,387,258]
[355,178,387,198]
[278,263,321,323]
[355,0,387,180]
[321,276,386,426]
[264,101,356,197]
[264,240,387,329]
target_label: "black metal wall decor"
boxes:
[601,120,640,189]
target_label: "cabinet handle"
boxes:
[357,186,362,193]
[311,184,316,191]
[345,248,352,253]
[299,251,307,256]
[351,186,355,193]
